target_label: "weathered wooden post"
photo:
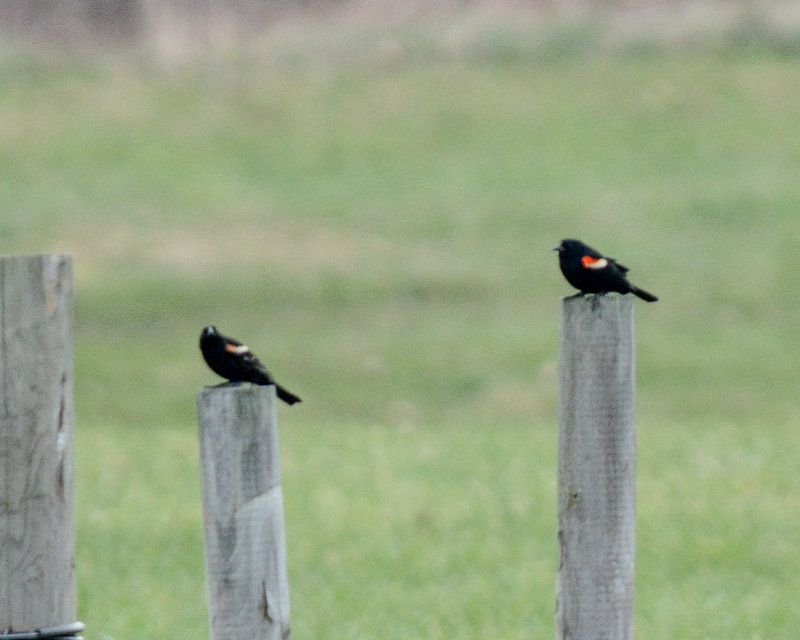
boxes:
[0,254,82,636]
[197,384,291,640]
[556,295,636,640]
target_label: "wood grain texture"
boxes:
[556,295,635,640]
[197,384,291,640]
[0,254,76,631]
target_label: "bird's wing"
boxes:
[609,257,629,272]
[224,341,259,365]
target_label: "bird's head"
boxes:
[554,238,585,254]
[201,326,219,340]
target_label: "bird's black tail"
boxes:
[275,384,302,405]
[631,285,658,302]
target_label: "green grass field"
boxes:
[2,12,800,638]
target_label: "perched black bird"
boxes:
[554,238,658,302]
[199,326,302,405]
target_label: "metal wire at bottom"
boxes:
[0,622,85,639]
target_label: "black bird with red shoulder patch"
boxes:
[554,238,658,302]
[199,325,302,405]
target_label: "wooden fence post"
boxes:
[0,254,78,633]
[556,295,636,640]
[197,384,291,640]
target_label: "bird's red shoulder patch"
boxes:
[581,255,608,269]
[225,343,250,355]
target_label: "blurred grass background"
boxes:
[2,2,800,637]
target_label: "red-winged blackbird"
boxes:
[554,238,658,302]
[199,326,302,405]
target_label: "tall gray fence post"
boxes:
[0,254,77,632]
[556,296,636,640]
[197,384,291,640]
